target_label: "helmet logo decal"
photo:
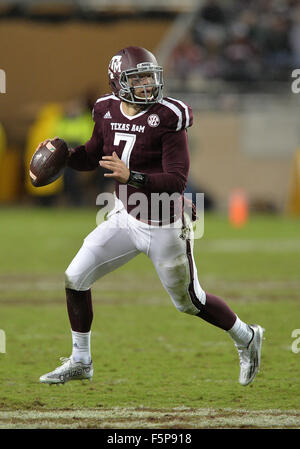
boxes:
[109,55,122,79]
[147,114,160,127]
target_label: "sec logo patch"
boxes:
[147,114,160,127]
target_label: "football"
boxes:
[29,138,69,187]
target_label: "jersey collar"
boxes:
[120,102,151,120]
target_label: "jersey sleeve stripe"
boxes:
[161,99,183,131]
[168,97,190,129]
[95,94,119,104]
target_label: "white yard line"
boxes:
[0,407,299,429]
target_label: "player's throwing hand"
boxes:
[99,151,130,183]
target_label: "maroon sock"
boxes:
[197,292,236,331]
[66,288,93,332]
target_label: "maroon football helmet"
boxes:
[108,46,163,104]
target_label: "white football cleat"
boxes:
[236,324,265,386]
[39,356,93,385]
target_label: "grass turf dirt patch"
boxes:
[0,407,300,429]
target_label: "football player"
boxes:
[39,46,264,386]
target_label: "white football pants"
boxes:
[65,204,206,315]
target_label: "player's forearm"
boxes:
[126,168,187,193]
[67,125,103,171]
[145,172,187,194]
[67,145,99,171]
[66,120,103,171]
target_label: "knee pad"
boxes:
[65,267,89,291]
[174,298,200,315]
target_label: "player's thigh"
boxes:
[65,217,138,290]
[149,225,205,314]
[148,225,188,271]
[149,227,191,297]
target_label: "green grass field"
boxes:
[0,207,299,428]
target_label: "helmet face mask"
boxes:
[120,64,163,104]
[108,47,164,105]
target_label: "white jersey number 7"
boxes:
[113,132,136,168]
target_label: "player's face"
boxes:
[128,72,156,100]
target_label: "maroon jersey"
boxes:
[68,94,193,222]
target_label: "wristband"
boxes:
[127,171,148,188]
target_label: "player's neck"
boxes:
[121,101,145,117]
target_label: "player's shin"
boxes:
[66,288,93,332]
[66,288,93,364]
[197,292,236,330]
[197,293,253,347]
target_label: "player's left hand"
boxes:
[99,152,130,183]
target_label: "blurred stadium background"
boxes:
[1,0,300,214]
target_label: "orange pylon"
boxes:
[229,190,249,227]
